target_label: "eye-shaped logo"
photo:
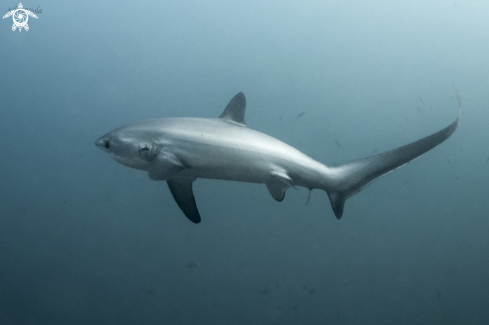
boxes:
[3,3,38,32]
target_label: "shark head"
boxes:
[95,123,160,171]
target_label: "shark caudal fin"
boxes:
[326,111,461,219]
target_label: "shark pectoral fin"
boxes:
[148,152,184,181]
[266,183,287,202]
[219,92,247,126]
[167,177,201,224]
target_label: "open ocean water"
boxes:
[1,0,488,324]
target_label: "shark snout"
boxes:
[95,137,110,153]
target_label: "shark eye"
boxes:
[104,141,110,149]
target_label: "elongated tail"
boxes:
[325,111,461,219]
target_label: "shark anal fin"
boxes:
[167,177,201,224]
[327,192,346,220]
[219,93,246,126]
[148,152,184,181]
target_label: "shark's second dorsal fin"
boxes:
[219,92,246,127]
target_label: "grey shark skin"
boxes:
[95,93,460,223]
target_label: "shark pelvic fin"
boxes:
[167,176,201,223]
[219,92,246,127]
[266,167,295,202]
[266,183,287,202]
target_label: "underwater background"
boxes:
[1,0,488,324]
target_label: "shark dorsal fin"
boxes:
[219,92,246,126]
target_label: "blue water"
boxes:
[1,0,488,324]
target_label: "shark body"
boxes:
[95,93,460,223]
